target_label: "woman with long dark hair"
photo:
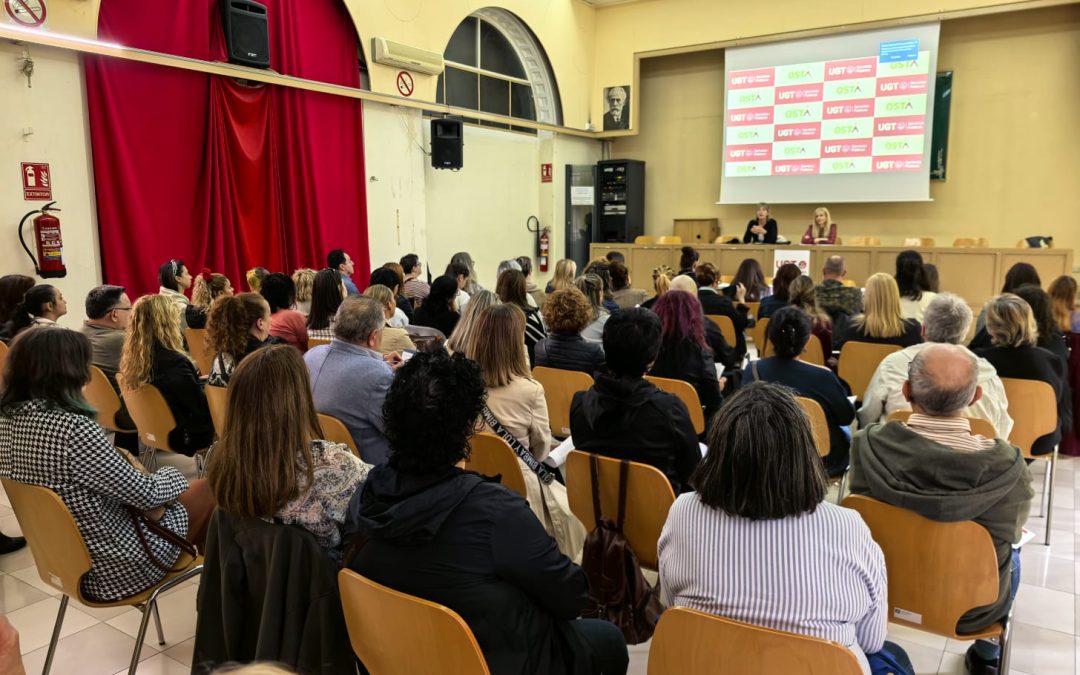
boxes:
[0,275,34,342]
[758,263,802,319]
[411,275,460,338]
[651,291,722,420]
[261,273,309,352]
[894,250,937,321]
[307,268,347,341]
[159,258,193,329]
[723,258,770,302]
[2,284,67,337]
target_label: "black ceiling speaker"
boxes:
[222,0,271,69]
[431,117,463,170]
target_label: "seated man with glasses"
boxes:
[79,285,137,448]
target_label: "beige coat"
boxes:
[484,376,552,461]
[378,325,415,356]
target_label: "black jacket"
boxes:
[570,373,702,493]
[697,289,752,357]
[411,305,459,339]
[345,465,591,675]
[742,218,778,244]
[650,341,722,421]
[535,332,605,376]
[835,318,922,352]
[193,512,355,675]
[150,343,214,454]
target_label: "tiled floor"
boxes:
[1,457,1076,674]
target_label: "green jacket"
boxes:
[849,420,1033,634]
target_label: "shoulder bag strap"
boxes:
[616,460,629,534]
[125,507,198,573]
[589,452,603,524]
[480,405,555,485]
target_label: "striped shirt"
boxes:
[403,278,430,307]
[906,413,995,453]
[659,494,887,674]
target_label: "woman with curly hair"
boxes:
[205,293,273,386]
[534,288,605,375]
[119,294,214,457]
[291,268,317,315]
[188,269,233,329]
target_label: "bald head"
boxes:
[669,275,698,295]
[904,343,981,417]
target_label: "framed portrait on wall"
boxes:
[603,85,630,130]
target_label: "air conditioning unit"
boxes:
[371,37,444,76]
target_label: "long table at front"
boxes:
[590,244,1074,312]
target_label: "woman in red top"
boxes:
[261,273,309,352]
[801,207,837,245]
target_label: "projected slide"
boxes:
[725,50,930,177]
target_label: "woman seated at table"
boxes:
[742,202,778,244]
[658,382,912,675]
[800,207,838,245]
[836,273,922,351]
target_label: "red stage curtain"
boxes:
[84,0,368,298]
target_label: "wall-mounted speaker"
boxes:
[222,0,271,69]
[431,117,463,170]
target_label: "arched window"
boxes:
[436,8,562,132]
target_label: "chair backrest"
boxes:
[749,317,769,354]
[902,237,935,247]
[0,340,8,386]
[887,409,998,439]
[705,314,737,349]
[318,413,362,460]
[1,478,93,600]
[846,236,881,247]
[464,433,527,498]
[184,328,212,375]
[564,450,676,569]
[837,342,902,400]
[645,375,705,435]
[761,333,825,366]
[952,237,987,248]
[719,275,733,284]
[764,276,774,286]
[308,337,331,350]
[841,495,1001,637]
[743,301,760,317]
[656,235,682,245]
[634,235,656,245]
[796,397,830,457]
[84,366,132,433]
[406,326,446,353]
[122,384,178,451]
[531,366,594,437]
[648,607,864,675]
[338,569,491,675]
[1000,377,1058,457]
[205,384,228,437]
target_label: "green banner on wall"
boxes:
[930,71,953,181]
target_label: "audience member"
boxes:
[450,251,483,295]
[677,246,699,277]
[604,251,625,264]
[344,351,629,675]
[1015,283,1069,364]
[850,344,1033,674]
[975,294,1070,456]
[261,273,309,352]
[446,261,473,313]
[119,295,214,456]
[307,268,347,341]
[188,270,233,329]
[744,308,854,476]
[583,259,619,313]
[291,268,316,314]
[975,262,1042,333]
[575,273,610,343]
[369,267,411,325]
[79,284,136,435]
[742,202,778,244]
[546,259,577,294]
[497,258,523,279]
[924,263,941,293]
[570,308,701,493]
[206,293,274,387]
[535,288,606,376]
[361,285,417,355]
[816,255,863,319]
[245,267,269,293]
[787,275,834,357]
[722,258,770,302]
[305,297,395,465]
[158,259,193,329]
[640,264,673,310]
[411,275,461,338]
[517,256,548,309]
[668,275,736,369]
[4,284,67,337]
[496,269,547,366]
[0,275,34,342]
[208,344,369,559]
[758,263,802,319]
[400,253,430,308]
[800,206,837,245]
[608,260,646,309]
[327,249,359,296]
[651,291,722,421]
[858,293,1013,437]
[895,250,938,321]
[0,328,215,597]
[837,273,922,350]
[660,382,912,675]
[1049,275,1080,333]
[446,290,499,355]
[696,262,752,358]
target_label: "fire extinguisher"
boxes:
[18,201,67,279]
[538,228,550,272]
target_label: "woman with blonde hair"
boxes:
[245,267,268,293]
[207,344,369,557]
[362,284,417,355]
[446,290,499,355]
[575,273,610,343]
[545,258,578,294]
[205,293,273,386]
[291,268,317,315]
[801,207,837,245]
[1049,275,1080,333]
[640,265,673,310]
[837,273,922,350]
[188,269,234,329]
[788,275,833,356]
[119,294,214,456]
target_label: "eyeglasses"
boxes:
[110,306,132,312]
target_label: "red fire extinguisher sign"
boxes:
[22,162,52,200]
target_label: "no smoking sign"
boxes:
[396,71,414,97]
[4,0,46,27]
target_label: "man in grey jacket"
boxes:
[849,343,1033,675]
[305,297,400,465]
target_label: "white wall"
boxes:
[0,43,100,328]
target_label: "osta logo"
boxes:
[786,70,811,80]
[739,93,762,104]
[885,100,915,112]
[737,130,760,140]
[832,161,856,170]
[834,84,862,95]
[784,108,811,119]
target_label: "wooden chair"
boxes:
[1000,378,1059,544]
[318,413,362,460]
[744,301,760,317]
[837,342,902,401]
[84,366,135,434]
[405,326,446,353]
[719,274,734,284]
[645,375,705,435]
[565,450,675,570]
[634,235,656,245]
[0,340,8,387]
[846,236,881,247]
[122,384,209,473]
[464,433,527,498]
[764,276,774,286]
[749,317,769,355]
[953,237,989,248]
[184,328,212,376]
[308,337,331,350]
[761,333,825,367]
[531,366,594,438]
[903,237,935,247]
[656,235,682,244]
[1,478,203,675]
[842,495,1012,672]
[204,384,228,438]
[705,314,737,349]
[338,569,490,675]
[796,397,830,459]
[648,607,863,675]
[887,409,998,439]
